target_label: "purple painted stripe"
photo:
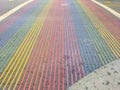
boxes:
[64,22,74,86]
[68,30,74,85]
[69,29,78,81]
[64,29,69,88]
[73,31,86,77]
[64,3,86,87]
[71,24,84,78]
[68,9,86,77]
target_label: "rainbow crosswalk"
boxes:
[0,0,120,90]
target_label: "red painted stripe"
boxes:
[33,25,52,90]
[57,8,62,90]
[48,5,58,90]
[42,2,56,90]
[26,29,47,90]
[38,29,52,90]
[47,25,56,90]
[43,27,55,90]
[29,25,50,90]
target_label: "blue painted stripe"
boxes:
[73,0,116,64]
[0,1,40,49]
[0,0,48,72]
[69,0,102,74]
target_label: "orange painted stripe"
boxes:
[27,28,49,90]
[18,29,44,89]
[47,29,56,90]
[43,27,55,90]
[37,25,53,90]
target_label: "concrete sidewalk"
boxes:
[67,59,120,90]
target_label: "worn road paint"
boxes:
[0,0,34,22]
[91,0,120,19]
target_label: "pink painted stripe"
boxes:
[64,1,86,87]
[64,30,69,88]
[52,5,58,90]
[30,26,51,90]
[56,4,64,90]
[67,5,86,77]
[67,27,74,85]
[69,30,78,82]
[32,25,52,90]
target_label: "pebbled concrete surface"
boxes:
[67,59,120,90]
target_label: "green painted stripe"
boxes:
[0,0,48,73]
[73,0,116,65]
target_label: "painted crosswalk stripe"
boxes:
[77,0,120,59]
[0,1,52,89]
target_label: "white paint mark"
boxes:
[9,0,14,2]
[0,0,34,22]
[61,3,69,7]
[91,0,120,19]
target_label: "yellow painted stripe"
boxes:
[12,2,53,90]
[77,0,120,58]
[107,4,120,7]
[0,1,52,89]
